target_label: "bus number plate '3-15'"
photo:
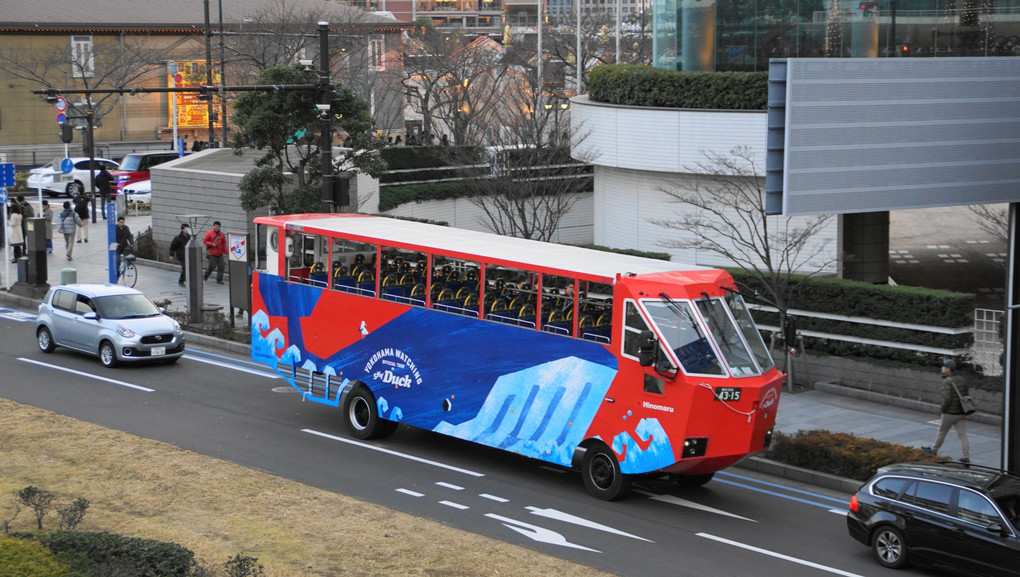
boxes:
[714,387,742,401]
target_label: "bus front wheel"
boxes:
[581,443,630,501]
[343,387,392,440]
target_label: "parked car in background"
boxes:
[111,151,186,194]
[122,179,151,205]
[847,461,1020,576]
[26,157,119,197]
[36,284,186,368]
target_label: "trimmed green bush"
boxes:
[588,65,768,110]
[767,430,941,481]
[41,531,196,577]
[0,536,68,577]
[580,245,673,261]
[379,145,482,170]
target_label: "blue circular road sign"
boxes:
[60,158,74,174]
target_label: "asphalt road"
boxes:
[0,306,945,577]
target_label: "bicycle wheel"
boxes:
[122,262,137,288]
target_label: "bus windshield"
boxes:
[642,300,725,376]
[724,293,776,373]
[695,297,767,377]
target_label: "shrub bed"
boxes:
[588,65,768,110]
[40,531,196,577]
[767,430,941,481]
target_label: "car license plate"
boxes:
[151,346,166,356]
[714,387,741,401]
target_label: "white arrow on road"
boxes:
[486,514,600,552]
[526,506,653,542]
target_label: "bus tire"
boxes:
[581,443,630,501]
[670,472,715,487]
[343,386,384,440]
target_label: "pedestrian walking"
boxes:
[169,224,191,286]
[202,220,227,284]
[73,191,90,243]
[96,165,114,219]
[16,195,33,240]
[56,201,82,261]
[923,358,972,463]
[41,200,54,254]
[7,203,23,261]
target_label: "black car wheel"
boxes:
[581,442,630,500]
[872,526,908,569]
[66,180,83,197]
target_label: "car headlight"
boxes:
[116,325,135,338]
[173,321,183,336]
[115,175,129,183]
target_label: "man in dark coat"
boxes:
[923,358,971,463]
[169,224,191,286]
[96,165,114,219]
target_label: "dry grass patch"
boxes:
[0,399,617,577]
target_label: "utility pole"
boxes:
[204,0,216,146]
[318,22,335,212]
[218,0,229,145]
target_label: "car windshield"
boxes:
[694,296,768,377]
[119,155,143,171]
[94,294,161,319]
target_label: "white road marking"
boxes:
[436,481,464,491]
[184,354,280,378]
[396,488,423,497]
[697,533,866,577]
[830,508,849,516]
[18,357,155,392]
[637,491,756,522]
[480,493,509,503]
[0,309,36,322]
[526,506,653,542]
[486,514,600,552]
[301,429,485,477]
[440,500,469,510]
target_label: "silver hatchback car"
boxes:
[36,284,185,367]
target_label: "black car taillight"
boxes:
[849,494,859,512]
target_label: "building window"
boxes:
[71,36,95,78]
[368,35,385,71]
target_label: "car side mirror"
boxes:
[83,312,97,320]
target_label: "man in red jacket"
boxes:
[202,221,227,284]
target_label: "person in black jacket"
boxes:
[114,216,133,277]
[168,224,191,286]
[96,165,114,219]
[73,191,90,243]
[923,358,971,463]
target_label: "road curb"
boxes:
[734,455,862,495]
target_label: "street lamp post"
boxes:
[204,0,215,146]
[317,22,335,213]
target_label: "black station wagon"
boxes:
[847,462,1020,576]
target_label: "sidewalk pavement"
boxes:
[0,212,1006,491]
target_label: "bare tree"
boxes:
[969,204,1009,245]
[544,10,653,93]
[651,146,836,369]
[1,494,20,534]
[0,33,170,132]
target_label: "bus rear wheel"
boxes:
[343,387,394,440]
[581,443,630,501]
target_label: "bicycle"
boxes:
[118,251,138,288]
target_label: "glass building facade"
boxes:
[653,0,1020,71]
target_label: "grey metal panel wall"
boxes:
[778,57,1020,216]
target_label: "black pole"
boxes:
[319,22,333,212]
[87,108,97,224]
[890,0,897,54]
[204,0,215,146]
[1005,202,1020,472]
[218,0,228,145]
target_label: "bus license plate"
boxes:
[714,387,741,401]
[151,346,166,356]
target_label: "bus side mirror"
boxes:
[638,330,657,367]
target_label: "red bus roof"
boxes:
[256,213,713,282]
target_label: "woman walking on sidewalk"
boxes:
[57,201,83,261]
[73,191,90,244]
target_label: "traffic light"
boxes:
[859,1,879,15]
[59,122,73,143]
[897,44,910,56]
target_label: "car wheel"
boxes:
[872,526,908,569]
[66,181,83,197]
[581,442,630,500]
[343,386,385,440]
[99,340,119,368]
[37,327,55,353]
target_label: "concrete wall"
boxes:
[793,353,1003,416]
[382,192,594,245]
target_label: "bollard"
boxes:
[61,268,77,285]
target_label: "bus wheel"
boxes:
[581,443,630,501]
[670,472,715,487]
[343,387,384,440]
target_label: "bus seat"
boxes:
[578,315,595,329]
[455,286,473,301]
[547,309,564,324]
[518,303,536,319]
[508,297,523,314]
[382,274,398,287]
[462,293,479,317]
[354,253,365,265]
[399,261,411,273]
[430,283,445,300]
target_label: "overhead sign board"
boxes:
[167,61,222,129]
[766,57,1020,217]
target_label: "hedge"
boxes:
[40,532,196,577]
[767,430,941,481]
[379,145,482,170]
[588,65,768,110]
